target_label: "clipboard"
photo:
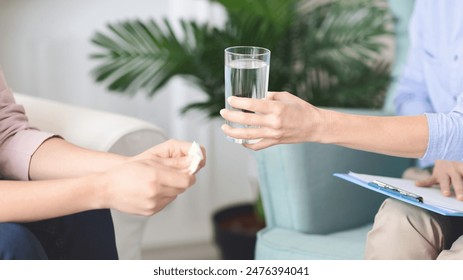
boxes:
[334,171,463,217]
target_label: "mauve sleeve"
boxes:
[0,69,55,180]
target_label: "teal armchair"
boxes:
[254,0,416,260]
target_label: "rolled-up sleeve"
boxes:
[421,94,463,162]
[0,69,55,180]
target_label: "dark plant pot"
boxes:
[212,203,265,260]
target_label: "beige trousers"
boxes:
[364,198,463,259]
[364,168,463,259]
[365,168,463,260]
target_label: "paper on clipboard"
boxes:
[334,171,463,216]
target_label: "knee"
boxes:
[375,198,424,224]
[373,198,441,237]
[0,223,47,260]
[366,198,445,259]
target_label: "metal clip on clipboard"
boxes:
[368,180,424,203]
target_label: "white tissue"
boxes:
[188,141,203,174]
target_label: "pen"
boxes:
[368,180,424,203]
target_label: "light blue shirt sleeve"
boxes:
[423,103,463,162]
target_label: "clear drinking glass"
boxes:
[224,46,270,144]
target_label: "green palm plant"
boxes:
[90,0,392,119]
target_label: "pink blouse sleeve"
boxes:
[0,69,55,180]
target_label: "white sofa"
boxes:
[14,93,168,260]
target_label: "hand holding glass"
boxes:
[224,46,270,144]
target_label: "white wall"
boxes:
[0,0,258,250]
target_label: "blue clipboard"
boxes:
[334,172,463,217]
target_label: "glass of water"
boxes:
[224,46,271,144]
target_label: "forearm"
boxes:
[222,92,429,157]
[0,175,102,222]
[317,109,428,158]
[29,137,127,180]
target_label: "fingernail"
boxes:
[458,195,463,201]
[443,190,451,196]
[219,109,225,116]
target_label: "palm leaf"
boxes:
[90,0,393,117]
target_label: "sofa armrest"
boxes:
[13,93,167,155]
[13,93,168,259]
